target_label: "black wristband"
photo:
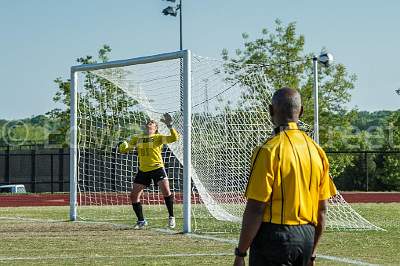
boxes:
[234,247,247,257]
[167,124,173,129]
[310,255,316,261]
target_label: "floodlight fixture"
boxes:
[318,52,334,67]
[162,6,177,16]
[161,0,183,50]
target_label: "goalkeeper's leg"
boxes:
[158,179,175,228]
[130,183,147,229]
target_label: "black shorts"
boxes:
[134,167,168,187]
[250,222,315,266]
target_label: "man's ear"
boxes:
[269,105,274,117]
[299,106,304,118]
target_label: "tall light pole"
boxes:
[162,0,183,50]
[162,0,184,112]
[313,52,333,144]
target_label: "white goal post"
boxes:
[70,50,192,232]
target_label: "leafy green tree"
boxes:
[351,110,394,131]
[47,45,143,148]
[47,45,113,146]
[222,19,357,177]
[46,45,149,192]
[333,108,400,191]
[0,115,58,147]
[376,104,400,190]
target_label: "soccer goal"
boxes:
[70,50,382,233]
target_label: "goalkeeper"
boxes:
[118,113,179,229]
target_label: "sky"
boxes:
[0,0,399,120]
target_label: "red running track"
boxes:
[340,192,400,203]
[0,192,399,207]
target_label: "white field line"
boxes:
[0,216,131,229]
[318,255,379,266]
[0,216,66,223]
[0,253,231,261]
[0,218,379,266]
[156,229,379,266]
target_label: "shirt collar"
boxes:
[273,122,299,134]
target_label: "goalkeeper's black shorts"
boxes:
[249,222,315,266]
[134,167,168,187]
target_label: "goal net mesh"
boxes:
[74,53,382,232]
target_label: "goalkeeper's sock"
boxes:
[164,195,174,217]
[132,202,144,221]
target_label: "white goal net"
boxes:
[70,50,382,232]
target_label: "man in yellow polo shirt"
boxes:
[234,88,337,266]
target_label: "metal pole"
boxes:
[312,56,319,144]
[71,50,186,72]
[183,50,191,233]
[365,152,369,191]
[179,0,182,50]
[59,148,64,192]
[50,154,54,194]
[69,70,78,221]
[31,149,36,193]
[5,146,9,185]
[203,79,209,113]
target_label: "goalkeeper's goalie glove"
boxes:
[117,141,129,154]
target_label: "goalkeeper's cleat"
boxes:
[168,216,176,229]
[134,220,148,230]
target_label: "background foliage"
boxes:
[1,22,399,190]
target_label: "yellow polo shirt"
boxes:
[119,129,179,172]
[245,122,337,226]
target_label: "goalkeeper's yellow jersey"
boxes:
[120,129,179,172]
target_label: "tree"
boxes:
[47,45,143,147]
[0,115,59,147]
[47,45,149,192]
[221,19,357,177]
[376,103,400,190]
[47,45,113,146]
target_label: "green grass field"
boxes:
[0,203,399,265]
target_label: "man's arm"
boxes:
[234,199,267,266]
[310,200,328,262]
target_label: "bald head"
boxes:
[269,87,303,126]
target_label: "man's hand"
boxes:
[307,254,316,266]
[161,113,172,127]
[233,256,245,266]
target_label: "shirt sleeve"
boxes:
[245,146,275,202]
[127,136,138,151]
[118,136,138,153]
[318,148,338,200]
[158,128,180,144]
